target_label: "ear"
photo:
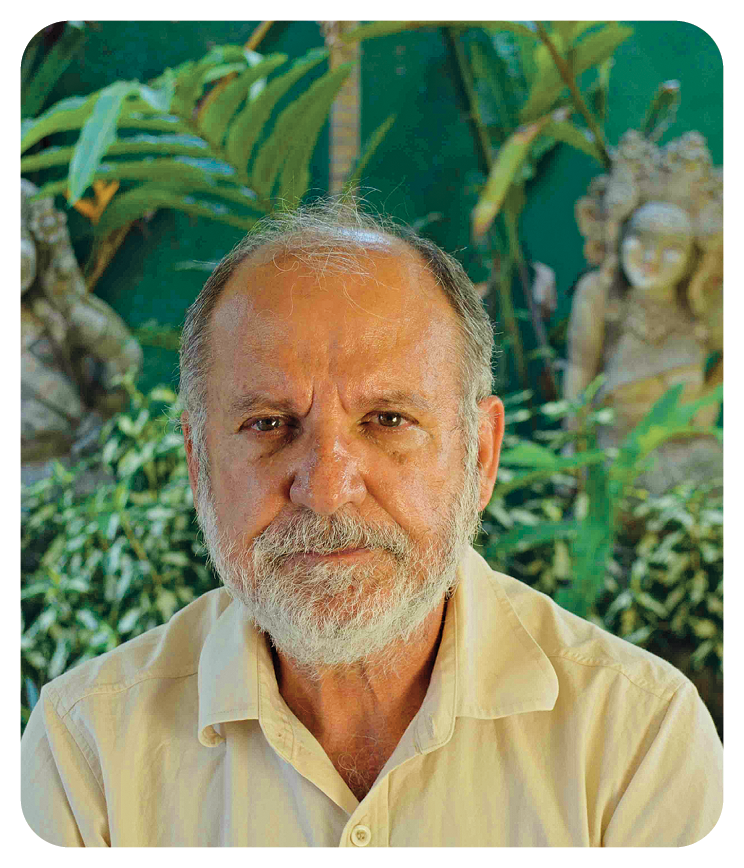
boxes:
[181,412,200,507]
[475,395,505,511]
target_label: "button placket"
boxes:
[350,824,372,846]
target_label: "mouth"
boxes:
[291,547,373,562]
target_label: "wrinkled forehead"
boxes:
[210,242,463,366]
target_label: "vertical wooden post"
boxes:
[321,22,361,194]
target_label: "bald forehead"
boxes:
[208,241,463,379]
[241,227,419,273]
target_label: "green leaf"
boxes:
[225,48,328,175]
[22,21,88,118]
[495,519,582,556]
[494,449,606,496]
[557,463,613,617]
[499,441,560,468]
[197,54,288,149]
[256,63,352,202]
[94,184,258,238]
[24,677,40,713]
[21,94,98,153]
[138,73,175,113]
[549,21,599,47]
[68,81,139,205]
[520,22,633,122]
[341,21,536,43]
[171,45,249,118]
[571,23,633,82]
[22,134,212,174]
[636,591,668,619]
[543,118,604,164]
[118,608,141,633]
[472,112,554,237]
[161,552,190,567]
[48,635,71,679]
[76,609,100,631]
[34,159,262,215]
[642,80,681,142]
[343,114,397,193]
[115,113,192,134]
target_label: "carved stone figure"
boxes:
[21,180,143,464]
[565,131,722,495]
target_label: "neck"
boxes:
[635,282,678,305]
[272,596,447,750]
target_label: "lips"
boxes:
[292,548,372,560]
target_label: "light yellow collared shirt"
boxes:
[21,547,722,846]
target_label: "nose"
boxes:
[643,244,659,267]
[288,429,367,515]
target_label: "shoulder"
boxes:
[475,554,686,702]
[41,587,233,718]
[571,270,608,308]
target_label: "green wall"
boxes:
[32,21,722,394]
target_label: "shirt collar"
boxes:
[197,596,262,746]
[410,546,558,753]
[197,546,559,747]
[452,546,559,719]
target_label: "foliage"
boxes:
[21,44,366,237]
[21,379,217,731]
[597,482,722,675]
[21,21,89,119]
[481,381,723,618]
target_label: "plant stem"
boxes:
[444,26,532,393]
[445,28,492,177]
[245,21,274,52]
[534,22,612,170]
[504,208,559,401]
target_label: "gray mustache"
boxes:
[252,509,410,562]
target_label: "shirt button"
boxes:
[351,824,372,847]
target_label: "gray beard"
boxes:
[195,454,481,675]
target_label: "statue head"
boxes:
[621,202,694,292]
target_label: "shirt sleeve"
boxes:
[602,679,723,846]
[21,685,110,847]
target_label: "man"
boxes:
[22,201,722,847]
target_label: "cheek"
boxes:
[621,237,642,266]
[208,442,285,542]
[661,249,684,272]
[370,442,464,531]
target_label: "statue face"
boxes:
[621,202,694,291]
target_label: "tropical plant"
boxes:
[481,380,723,618]
[21,21,89,119]
[21,44,352,237]
[21,378,212,732]
[599,481,722,672]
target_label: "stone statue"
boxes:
[565,131,723,495]
[21,179,143,465]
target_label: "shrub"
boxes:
[21,379,217,731]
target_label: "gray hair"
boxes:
[179,198,494,473]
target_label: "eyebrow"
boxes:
[227,389,437,419]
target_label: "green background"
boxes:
[32,20,722,393]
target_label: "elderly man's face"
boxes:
[184,246,502,668]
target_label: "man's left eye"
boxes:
[251,417,285,432]
[376,412,404,427]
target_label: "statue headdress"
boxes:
[574,130,722,325]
